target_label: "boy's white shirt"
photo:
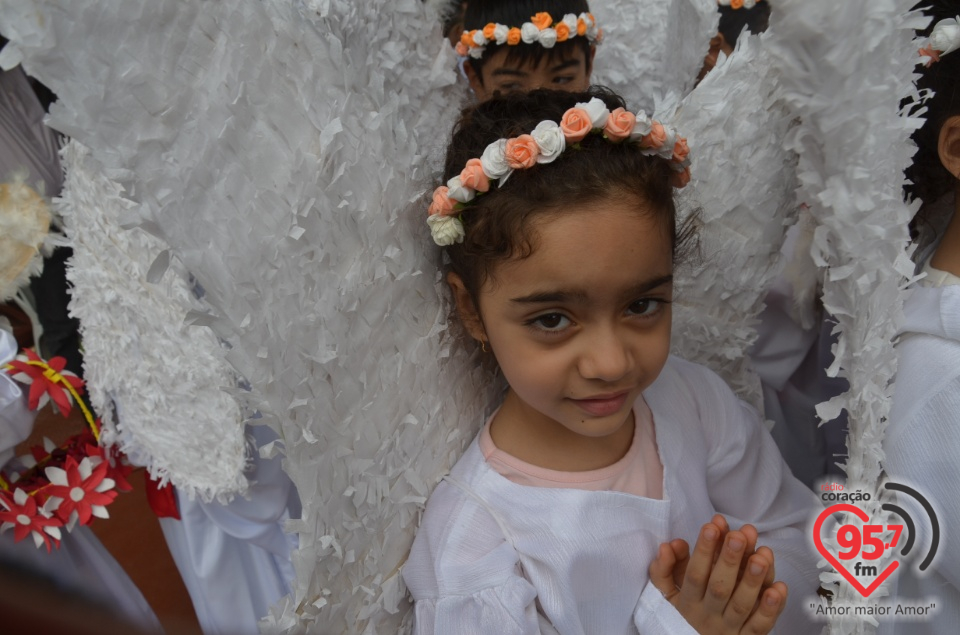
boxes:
[404,355,822,635]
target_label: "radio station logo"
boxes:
[813,481,939,599]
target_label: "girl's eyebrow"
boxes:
[510,274,673,305]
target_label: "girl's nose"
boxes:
[577,326,633,383]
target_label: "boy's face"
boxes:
[467,46,594,102]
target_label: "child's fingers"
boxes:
[740,523,758,557]
[702,530,749,613]
[722,553,768,629]
[649,542,682,601]
[741,582,788,635]
[754,546,776,587]
[668,538,691,589]
[680,522,723,603]
[711,513,730,536]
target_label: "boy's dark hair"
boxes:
[440,87,697,299]
[906,0,960,209]
[462,0,594,83]
[717,1,771,47]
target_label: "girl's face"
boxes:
[451,196,674,449]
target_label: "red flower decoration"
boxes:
[44,456,117,528]
[6,351,84,415]
[0,488,62,551]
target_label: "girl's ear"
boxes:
[938,115,960,181]
[447,272,487,343]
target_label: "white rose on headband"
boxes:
[531,121,566,164]
[743,0,756,7]
[630,111,653,140]
[472,30,487,46]
[446,176,476,203]
[428,215,465,246]
[576,97,609,128]
[481,139,512,180]
[493,24,509,45]
[658,127,678,159]
[562,14,578,34]
[930,18,960,56]
[539,28,558,48]
[469,46,484,59]
[583,13,599,39]
[521,23,540,44]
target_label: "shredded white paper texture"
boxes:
[56,141,248,500]
[1,1,494,631]
[667,30,799,411]
[765,1,926,632]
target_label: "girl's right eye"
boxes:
[528,313,571,332]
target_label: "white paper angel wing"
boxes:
[2,0,497,631]
[666,31,800,410]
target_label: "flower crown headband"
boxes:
[427,97,692,246]
[919,16,960,66]
[456,11,602,59]
[717,0,764,9]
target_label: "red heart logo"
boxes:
[813,503,899,597]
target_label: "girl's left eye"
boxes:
[627,299,661,317]
[529,313,571,331]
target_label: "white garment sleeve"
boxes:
[634,580,703,635]
[403,482,541,635]
[700,369,823,635]
[884,376,960,592]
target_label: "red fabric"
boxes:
[143,473,180,520]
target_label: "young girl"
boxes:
[403,87,821,634]
[881,4,960,632]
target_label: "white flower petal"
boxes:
[520,23,540,44]
[480,139,510,179]
[446,176,475,203]
[493,24,508,45]
[44,525,62,540]
[32,531,45,549]
[576,97,609,128]
[78,457,94,479]
[427,215,465,246]
[539,28,557,49]
[531,120,566,164]
[13,489,28,505]
[562,14,578,33]
[92,505,110,520]
[96,478,116,493]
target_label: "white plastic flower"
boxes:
[493,24,509,45]
[446,176,475,203]
[743,0,757,8]
[480,139,511,179]
[531,121,566,164]
[576,97,609,128]
[539,28,558,49]
[472,30,487,46]
[562,14,578,34]
[521,23,540,44]
[427,215,465,246]
[469,46,484,59]
[583,13,599,39]
[930,18,960,56]
[658,127,678,159]
[630,111,653,140]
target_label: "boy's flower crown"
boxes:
[456,12,602,59]
[427,97,692,246]
[717,0,763,9]
[919,16,960,66]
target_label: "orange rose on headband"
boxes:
[531,12,552,30]
[460,158,491,192]
[428,186,456,217]
[640,122,667,151]
[483,23,497,40]
[560,108,592,142]
[672,138,690,163]
[603,108,636,142]
[507,27,522,45]
[505,135,540,169]
[555,22,570,42]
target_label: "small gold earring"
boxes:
[481,340,488,353]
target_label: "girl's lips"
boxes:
[571,391,630,417]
